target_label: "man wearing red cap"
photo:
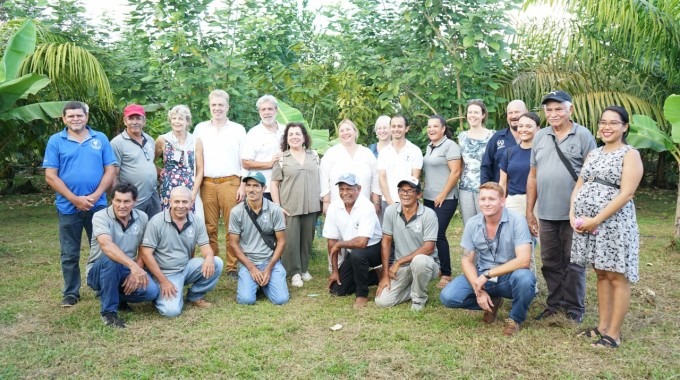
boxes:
[110,104,161,218]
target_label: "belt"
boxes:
[585,176,620,189]
[204,176,238,184]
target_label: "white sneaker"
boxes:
[291,274,303,287]
[301,272,313,282]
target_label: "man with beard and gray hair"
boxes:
[480,100,529,184]
[242,95,285,201]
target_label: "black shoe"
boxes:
[566,312,583,324]
[61,296,78,307]
[534,308,559,321]
[101,312,126,328]
[118,301,132,312]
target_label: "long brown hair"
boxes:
[280,122,312,151]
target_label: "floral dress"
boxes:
[159,134,196,211]
[458,129,494,191]
[571,145,639,282]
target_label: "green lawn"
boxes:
[0,188,679,379]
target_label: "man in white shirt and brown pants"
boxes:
[193,90,247,278]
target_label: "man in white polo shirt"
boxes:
[323,173,383,309]
[378,115,423,209]
[193,89,247,278]
[241,95,285,201]
[141,186,223,317]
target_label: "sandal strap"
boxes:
[594,335,619,348]
[577,327,602,338]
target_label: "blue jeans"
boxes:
[57,206,105,299]
[423,198,458,277]
[237,260,289,305]
[135,192,162,218]
[87,256,159,314]
[154,257,224,318]
[440,269,536,323]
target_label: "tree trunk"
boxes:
[676,162,680,238]
[655,152,666,187]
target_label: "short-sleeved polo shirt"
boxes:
[377,140,423,202]
[382,202,439,264]
[110,130,157,203]
[42,126,118,214]
[228,199,286,264]
[530,122,596,220]
[423,136,461,201]
[86,207,148,276]
[323,196,382,269]
[142,209,209,275]
[241,122,285,189]
[461,208,533,272]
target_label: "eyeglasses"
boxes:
[398,188,417,195]
[598,120,625,127]
[142,148,150,161]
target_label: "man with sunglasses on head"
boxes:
[110,104,161,218]
[375,176,439,311]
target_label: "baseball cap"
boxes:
[335,172,359,186]
[123,104,146,117]
[541,90,572,105]
[397,176,421,191]
[242,171,266,186]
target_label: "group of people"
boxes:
[44,89,642,348]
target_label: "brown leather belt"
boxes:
[204,176,238,184]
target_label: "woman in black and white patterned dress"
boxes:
[569,106,643,349]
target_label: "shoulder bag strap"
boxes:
[550,135,578,181]
[244,203,276,251]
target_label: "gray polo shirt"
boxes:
[382,202,439,263]
[423,136,461,200]
[461,208,533,272]
[228,199,286,265]
[110,130,158,204]
[142,209,209,275]
[86,206,148,276]
[531,122,595,220]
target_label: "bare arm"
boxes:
[197,243,216,278]
[376,234,393,296]
[499,169,508,197]
[140,246,175,299]
[434,159,462,207]
[154,137,165,177]
[193,139,204,202]
[378,169,393,205]
[525,167,538,236]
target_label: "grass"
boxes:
[1,187,679,378]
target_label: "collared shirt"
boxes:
[42,126,118,214]
[382,202,438,263]
[241,122,285,189]
[531,121,596,220]
[323,196,382,270]
[142,209,209,275]
[461,208,532,272]
[480,127,518,184]
[228,198,286,265]
[377,140,423,201]
[194,119,247,178]
[423,136,461,201]
[86,206,148,276]
[110,130,157,203]
[319,144,381,202]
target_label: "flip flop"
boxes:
[577,327,602,339]
[436,276,452,289]
[592,335,620,349]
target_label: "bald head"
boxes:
[507,100,528,131]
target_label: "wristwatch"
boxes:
[483,270,492,279]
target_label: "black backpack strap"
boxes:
[550,135,578,181]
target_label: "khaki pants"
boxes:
[200,176,240,272]
[374,255,439,308]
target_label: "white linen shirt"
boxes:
[241,122,285,187]
[319,144,380,202]
[377,140,424,201]
[194,119,247,177]
[322,195,382,271]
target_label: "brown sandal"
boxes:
[437,276,452,289]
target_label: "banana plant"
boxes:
[276,100,331,155]
[628,94,680,237]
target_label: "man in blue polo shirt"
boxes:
[43,101,117,307]
[480,100,528,184]
[440,182,535,336]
